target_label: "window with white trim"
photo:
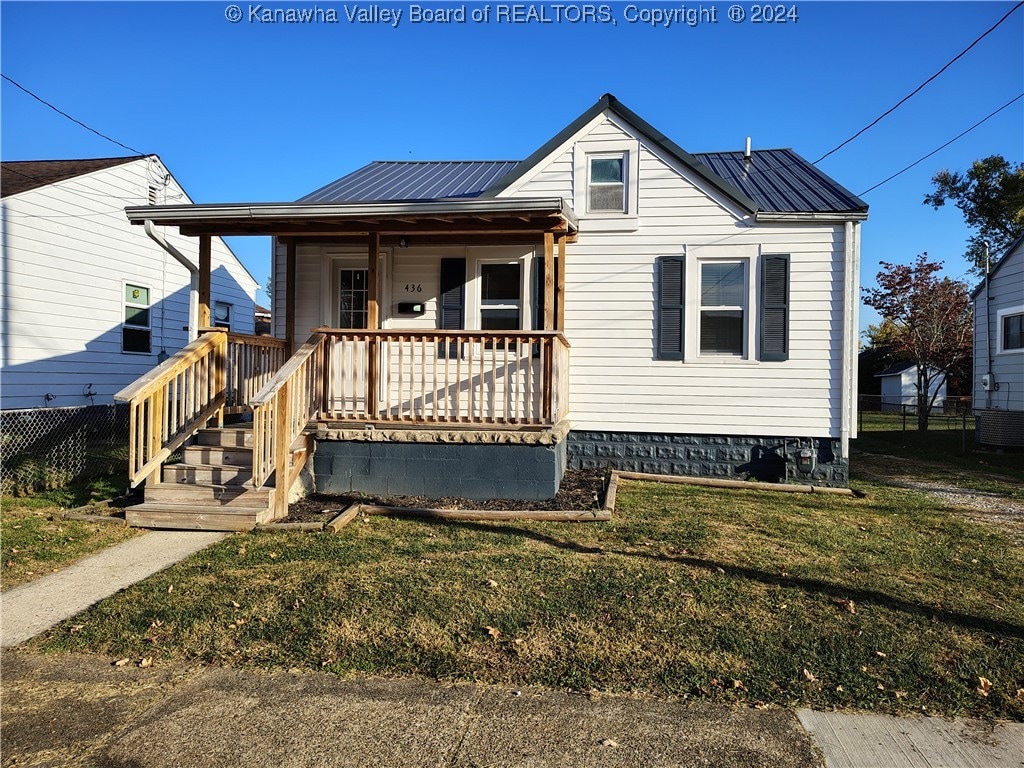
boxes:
[698,261,746,356]
[1001,311,1023,351]
[588,154,625,213]
[122,283,151,354]
[479,262,521,330]
[655,249,789,362]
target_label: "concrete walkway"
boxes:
[1,530,226,647]
[1,534,1021,768]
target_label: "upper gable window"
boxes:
[573,137,639,230]
[588,155,625,212]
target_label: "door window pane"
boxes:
[340,269,368,328]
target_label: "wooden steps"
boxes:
[126,425,288,532]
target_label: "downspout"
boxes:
[983,240,993,409]
[144,219,199,341]
[840,220,857,457]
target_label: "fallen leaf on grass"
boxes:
[802,669,817,683]
[1015,688,1024,700]
[833,598,857,615]
[231,601,241,609]
[732,679,747,692]
[977,677,992,697]
[486,579,499,589]
[875,651,887,658]
[70,624,85,633]
[139,657,153,669]
[166,585,173,594]
[599,739,619,748]
[485,626,502,641]
[113,658,130,667]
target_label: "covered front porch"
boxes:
[116,198,578,527]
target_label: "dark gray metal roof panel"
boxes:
[299,160,521,203]
[692,149,868,214]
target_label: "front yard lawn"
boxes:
[1,479,141,590]
[36,478,1024,720]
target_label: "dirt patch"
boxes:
[285,468,609,523]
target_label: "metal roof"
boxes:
[299,160,521,203]
[692,149,868,214]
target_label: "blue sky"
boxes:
[2,1,1022,328]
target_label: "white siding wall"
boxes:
[0,157,258,410]
[974,243,1024,412]
[507,115,849,439]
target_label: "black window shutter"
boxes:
[760,254,790,361]
[658,257,685,360]
[439,258,465,358]
[439,258,465,330]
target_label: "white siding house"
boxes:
[1,156,259,410]
[972,234,1024,446]
[119,93,868,518]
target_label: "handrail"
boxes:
[115,331,228,488]
[251,332,326,493]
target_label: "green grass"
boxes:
[1,476,140,590]
[36,479,1024,720]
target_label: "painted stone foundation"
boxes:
[312,428,567,500]
[568,431,849,487]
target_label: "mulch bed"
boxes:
[283,468,609,523]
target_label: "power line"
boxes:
[1,73,145,156]
[859,92,1023,197]
[814,1,1024,165]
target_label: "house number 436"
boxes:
[404,284,423,293]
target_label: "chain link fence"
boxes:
[1,405,129,496]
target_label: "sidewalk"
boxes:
[1,535,1021,768]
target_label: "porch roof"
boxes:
[124,197,577,238]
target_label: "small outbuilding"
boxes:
[874,361,947,413]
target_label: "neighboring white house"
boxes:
[0,155,259,410]
[874,361,947,412]
[972,234,1024,446]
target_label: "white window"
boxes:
[573,137,640,229]
[122,283,151,354]
[998,307,1024,353]
[479,262,521,330]
[588,155,625,212]
[698,261,746,356]
[213,301,232,330]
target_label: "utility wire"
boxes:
[1,73,145,156]
[859,92,1023,196]
[814,1,1024,164]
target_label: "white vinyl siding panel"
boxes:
[0,158,257,409]
[974,244,1024,412]
[508,118,847,438]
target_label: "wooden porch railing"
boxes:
[250,332,326,492]
[320,330,570,427]
[116,331,288,488]
[115,332,227,487]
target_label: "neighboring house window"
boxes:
[588,155,625,213]
[479,262,521,330]
[698,261,746,356]
[1002,312,1023,351]
[213,301,232,330]
[339,268,368,328]
[123,284,151,354]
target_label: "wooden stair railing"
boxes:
[250,332,327,516]
[115,332,229,488]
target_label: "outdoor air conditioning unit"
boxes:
[976,409,1024,448]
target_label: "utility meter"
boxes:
[796,447,816,474]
